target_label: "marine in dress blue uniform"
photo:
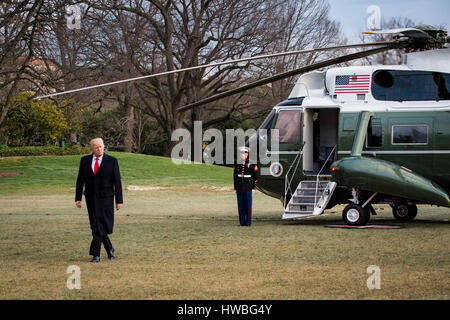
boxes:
[233,147,258,226]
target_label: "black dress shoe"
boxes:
[107,247,115,260]
[90,256,100,263]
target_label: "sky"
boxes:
[327,0,450,43]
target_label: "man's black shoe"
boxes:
[90,256,100,263]
[108,247,115,260]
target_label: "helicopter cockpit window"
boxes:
[259,109,276,130]
[372,70,450,101]
[273,110,301,144]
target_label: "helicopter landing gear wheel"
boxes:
[342,203,370,226]
[392,204,417,221]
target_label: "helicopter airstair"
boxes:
[282,145,337,220]
[282,177,337,219]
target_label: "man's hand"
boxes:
[116,203,122,211]
[75,201,82,208]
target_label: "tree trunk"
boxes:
[122,96,134,153]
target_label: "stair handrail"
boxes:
[284,142,305,209]
[314,145,337,206]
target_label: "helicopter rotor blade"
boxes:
[33,41,396,100]
[176,44,396,113]
[363,28,431,39]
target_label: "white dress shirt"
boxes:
[91,154,104,173]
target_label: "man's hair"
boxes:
[89,138,104,147]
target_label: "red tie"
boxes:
[94,157,99,175]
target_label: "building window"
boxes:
[392,125,428,144]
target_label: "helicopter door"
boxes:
[303,108,338,175]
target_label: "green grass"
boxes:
[0,152,232,195]
[0,153,449,299]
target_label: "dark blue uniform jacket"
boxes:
[233,160,258,192]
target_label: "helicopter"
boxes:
[180,25,450,226]
[35,25,450,226]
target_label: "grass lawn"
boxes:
[0,153,449,299]
[0,152,231,195]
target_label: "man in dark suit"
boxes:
[75,138,123,262]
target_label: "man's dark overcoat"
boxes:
[75,153,123,236]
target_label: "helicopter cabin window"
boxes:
[366,118,382,148]
[273,110,301,144]
[372,70,450,101]
[392,125,428,145]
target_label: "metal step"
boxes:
[305,174,332,180]
[288,203,315,212]
[296,188,325,196]
[292,195,320,203]
[282,211,314,219]
[284,176,336,220]
[300,180,329,189]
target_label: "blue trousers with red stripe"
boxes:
[236,191,252,226]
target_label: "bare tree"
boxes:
[31,1,104,142]
[236,0,345,118]
[0,0,46,126]
[83,0,344,155]
[1,1,102,140]
[1,0,345,154]
[82,8,151,152]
